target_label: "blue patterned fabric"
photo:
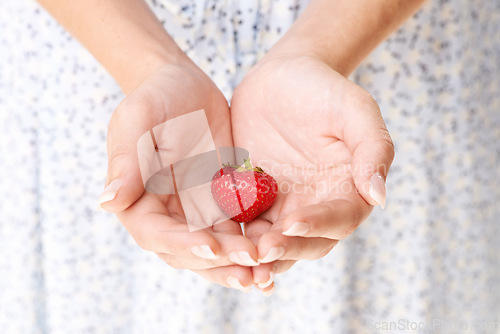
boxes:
[0,1,499,333]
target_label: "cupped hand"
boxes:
[98,59,259,292]
[230,53,395,290]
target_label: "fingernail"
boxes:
[97,179,122,210]
[258,247,285,263]
[227,276,252,292]
[191,245,219,260]
[229,251,259,266]
[282,222,309,236]
[257,272,275,289]
[369,173,386,209]
[262,286,275,297]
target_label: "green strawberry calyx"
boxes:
[222,159,264,173]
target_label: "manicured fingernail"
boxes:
[258,247,285,263]
[282,222,309,236]
[191,245,219,260]
[229,251,259,266]
[227,276,252,292]
[369,173,386,209]
[257,272,275,289]
[97,179,122,210]
[262,286,275,297]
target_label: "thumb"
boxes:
[98,98,156,212]
[343,93,395,209]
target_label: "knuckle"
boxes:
[335,229,351,240]
[317,201,364,240]
[274,260,297,274]
[350,205,364,226]
[262,231,287,248]
[339,220,361,240]
[346,210,364,237]
[378,130,395,161]
[312,241,336,260]
[319,202,335,216]
[202,259,219,268]
[108,144,134,164]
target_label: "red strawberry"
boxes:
[211,159,278,223]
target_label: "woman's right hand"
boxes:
[98,58,258,292]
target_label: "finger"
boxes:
[191,265,254,293]
[156,253,219,270]
[212,219,244,235]
[210,231,260,266]
[243,216,276,266]
[243,218,273,246]
[119,191,260,266]
[253,260,297,296]
[257,230,338,262]
[99,95,164,212]
[121,208,259,266]
[272,260,297,274]
[202,219,261,267]
[244,218,276,291]
[116,191,222,256]
[243,218,281,289]
[257,282,276,297]
[125,211,224,259]
[253,260,297,291]
[156,252,242,270]
[153,228,260,269]
[280,199,371,240]
[251,262,275,289]
[129,212,259,267]
[342,88,395,208]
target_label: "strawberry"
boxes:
[211,159,278,223]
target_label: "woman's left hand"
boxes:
[230,51,395,292]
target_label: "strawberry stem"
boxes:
[234,158,264,173]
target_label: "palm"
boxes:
[112,63,258,275]
[114,63,232,222]
[231,56,372,228]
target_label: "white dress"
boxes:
[0,0,499,333]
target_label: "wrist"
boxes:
[117,43,191,94]
[263,0,358,78]
[37,0,196,95]
[265,32,353,77]
[266,0,426,78]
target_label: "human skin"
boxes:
[37,0,426,293]
[233,0,426,291]
[36,0,259,292]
